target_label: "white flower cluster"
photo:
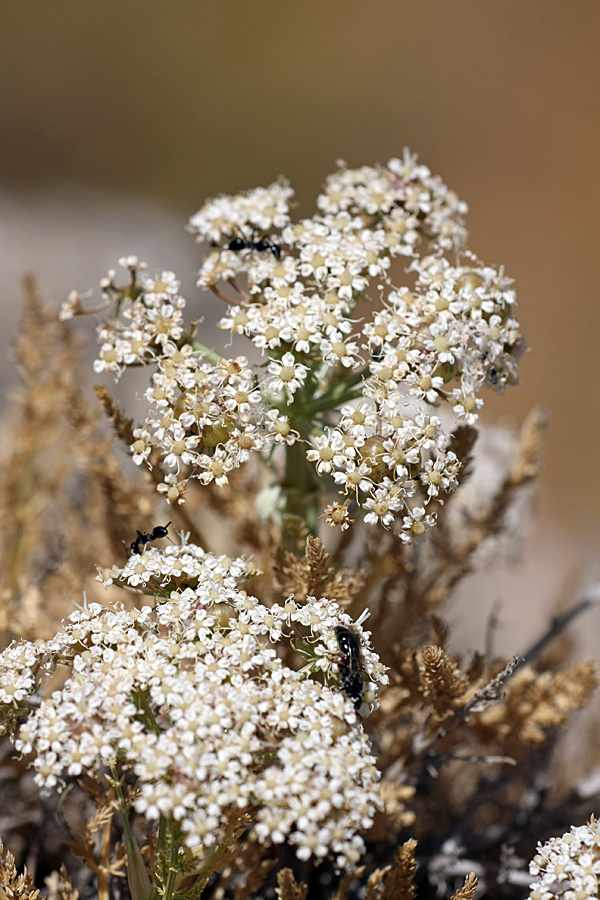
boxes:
[0,543,387,869]
[90,260,185,378]
[528,819,600,900]
[130,350,294,501]
[188,178,294,244]
[317,150,468,251]
[309,407,460,538]
[64,151,525,537]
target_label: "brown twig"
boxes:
[520,594,600,666]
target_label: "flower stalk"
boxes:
[110,764,155,900]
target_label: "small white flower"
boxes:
[306,429,348,475]
[399,505,436,543]
[162,425,199,471]
[266,352,308,400]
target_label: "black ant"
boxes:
[124,522,172,556]
[334,625,365,711]
[227,231,281,260]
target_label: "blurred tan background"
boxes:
[1,1,599,637]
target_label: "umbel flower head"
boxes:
[63,151,526,540]
[0,539,387,869]
[528,817,600,899]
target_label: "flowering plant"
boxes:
[1,541,387,892]
[528,818,600,900]
[62,150,524,542]
[0,153,595,900]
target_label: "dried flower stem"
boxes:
[520,594,600,665]
[98,816,112,900]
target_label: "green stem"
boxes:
[188,339,222,365]
[162,836,179,900]
[302,367,367,415]
[110,764,155,900]
[306,387,365,416]
[189,840,232,887]
[133,691,161,736]
[157,816,168,852]
[282,440,321,549]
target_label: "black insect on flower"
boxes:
[125,522,172,556]
[334,625,365,711]
[227,231,281,260]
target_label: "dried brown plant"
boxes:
[379,839,418,900]
[450,873,478,900]
[419,646,468,718]
[44,866,79,900]
[331,867,365,900]
[0,844,39,900]
[0,278,159,644]
[61,782,126,900]
[275,534,364,608]
[275,869,308,900]
[474,660,598,753]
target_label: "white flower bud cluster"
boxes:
[528,819,600,900]
[0,544,387,869]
